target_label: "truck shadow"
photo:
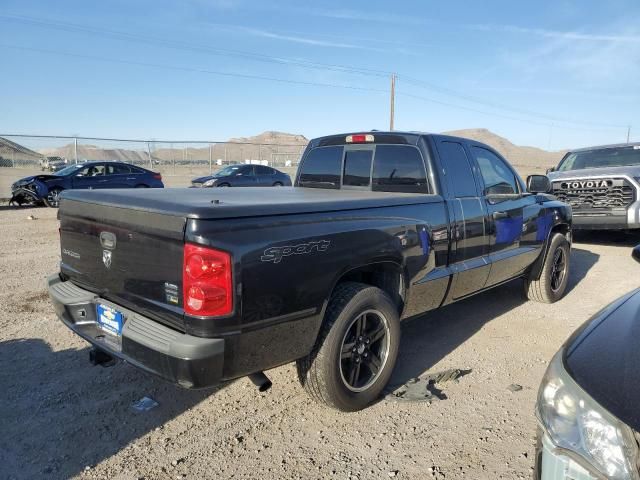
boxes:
[574,230,640,247]
[390,246,599,390]
[0,338,224,480]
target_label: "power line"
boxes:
[400,75,628,129]
[397,90,626,132]
[0,14,392,79]
[0,43,389,94]
[0,13,632,132]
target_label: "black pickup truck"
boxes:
[48,132,572,411]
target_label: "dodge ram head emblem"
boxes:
[102,249,112,268]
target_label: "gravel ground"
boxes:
[1,205,639,480]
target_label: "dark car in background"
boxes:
[191,164,292,187]
[10,161,164,207]
[535,245,640,480]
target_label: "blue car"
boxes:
[191,164,292,188]
[10,161,164,207]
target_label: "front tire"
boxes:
[43,187,63,208]
[525,233,570,303]
[296,282,400,411]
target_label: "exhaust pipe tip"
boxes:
[248,372,272,392]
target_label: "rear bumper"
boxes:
[572,201,640,230]
[47,274,225,389]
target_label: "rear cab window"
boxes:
[298,146,343,189]
[297,143,430,193]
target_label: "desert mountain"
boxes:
[445,128,565,172]
[38,131,308,166]
[5,129,564,174]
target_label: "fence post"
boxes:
[74,137,78,164]
[209,144,212,174]
[146,142,153,169]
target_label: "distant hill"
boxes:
[8,129,565,175]
[39,144,150,163]
[39,131,309,166]
[0,137,43,166]
[444,128,566,173]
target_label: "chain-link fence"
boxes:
[0,134,307,188]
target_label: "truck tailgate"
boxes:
[59,198,187,331]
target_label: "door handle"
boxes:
[98,179,108,183]
[126,177,136,180]
[493,211,509,220]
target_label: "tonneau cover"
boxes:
[60,187,440,220]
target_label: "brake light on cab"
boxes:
[183,244,233,316]
[346,134,374,144]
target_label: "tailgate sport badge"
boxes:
[102,249,112,268]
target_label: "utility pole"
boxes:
[74,137,78,164]
[209,144,213,174]
[389,73,396,131]
[627,125,631,143]
[146,141,153,169]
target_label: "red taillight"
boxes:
[153,173,162,181]
[183,243,232,317]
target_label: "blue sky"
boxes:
[1,0,639,150]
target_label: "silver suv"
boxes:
[547,143,640,230]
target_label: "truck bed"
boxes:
[60,187,441,220]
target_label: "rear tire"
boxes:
[43,187,63,208]
[296,282,400,411]
[525,233,570,303]
[273,182,283,187]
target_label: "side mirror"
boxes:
[633,245,640,264]
[526,175,551,193]
[546,167,556,174]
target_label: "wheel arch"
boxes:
[325,260,407,317]
[529,221,571,280]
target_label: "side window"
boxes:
[298,146,343,189]
[472,147,519,195]
[130,166,145,174]
[438,141,478,197]
[79,164,104,177]
[241,165,255,176]
[343,150,372,187]
[114,163,131,174]
[372,145,428,193]
[255,165,274,175]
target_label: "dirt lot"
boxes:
[0,205,638,480]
